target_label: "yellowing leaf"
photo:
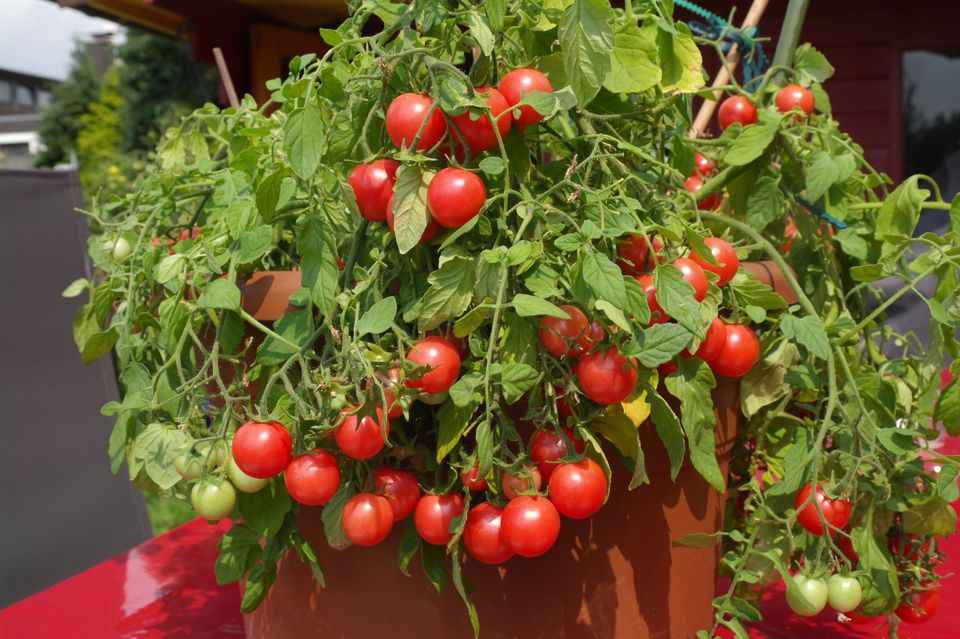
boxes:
[621,388,651,427]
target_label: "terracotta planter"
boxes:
[241,263,791,639]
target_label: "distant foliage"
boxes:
[34,44,100,167]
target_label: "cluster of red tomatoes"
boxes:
[348,68,554,243]
[784,483,943,625]
[539,235,760,407]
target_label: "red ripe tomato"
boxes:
[529,427,585,480]
[348,158,398,222]
[672,258,708,301]
[556,391,573,418]
[710,323,759,378]
[283,450,341,506]
[342,493,394,546]
[776,84,815,117]
[538,305,590,358]
[498,68,554,126]
[463,503,514,564]
[373,466,421,521]
[683,316,727,362]
[450,86,511,153]
[501,495,561,558]
[837,532,859,563]
[794,483,851,535]
[501,466,543,500]
[335,406,389,460]
[461,465,488,491]
[684,175,722,211]
[659,360,679,377]
[896,585,940,624]
[717,95,758,130]
[407,336,462,394]
[617,234,662,275]
[576,347,638,405]
[426,168,487,229]
[548,458,607,519]
[385,193,440,244]
[414,493,465,545]
[781,218,797,254]
[635,274,669,325]
[232,421,292,479]
[694,152,715,177]
[385,93,447,151]
[691,237,739,287]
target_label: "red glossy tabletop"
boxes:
[0,519,242,639]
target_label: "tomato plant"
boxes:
[191,479,236,521]
[775,84,815,117]
[529,426,584,480]
[691,238,739,287]
[717,95,757,130]
[576,347,638,405]
[794,483,851,535]
[373,466,421,521]
[498,68,553,126]
[426,167,487,228]
[895,585,940,624]
[538,305,590,358]
[463,503,514,565]
[335,407,389,460]
[414,493,465,546]
[406,336,461,394]
[386,93,446,150]
[548,458,607,519]
[710,323,759,379]
[349,159,398,222]
[461,465,489,491]
[449,87,511,153]
[786,574,828,616]
[827,575,862,613]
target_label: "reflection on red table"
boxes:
[0,519,242,639]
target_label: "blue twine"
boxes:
[795,197,849,230]
[674,0,768,90]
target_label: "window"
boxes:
[15,84,34,108]
[37,89,51,109]
[0,80,12,103]
[902,50,960,202]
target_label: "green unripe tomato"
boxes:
[827,574,863,613]
[174,451,204,480]
[196,440,227,469]
[110,237,132,262]
[191,478,237,521]
[786,573,829,617]
[227,455,269,493]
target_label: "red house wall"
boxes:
[695,0,960,182]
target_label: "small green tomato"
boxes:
[227,455,269,493]
[827,574,863,613]
[786,573,829,617]
[191,478,237,521]
[110,237,132,262]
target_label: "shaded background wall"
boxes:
[0,169,150,607]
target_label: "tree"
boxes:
[77,68,125,196]
[34,42,101,167]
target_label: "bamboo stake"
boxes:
[689,0,770,137]
[213,47,240,110]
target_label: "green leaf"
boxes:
[291,533,325,587]
[393,165,432,255]
[623,276,652,325]
[673,532,722,548]
[903,496,957,536]
[419,257,475,331]
[746,176,785,231]
[484,0,505,31]
[592,408,640,462]
[853,522,899,616]
[257,309,315,365]
[156,253,186,284]
[496,363,539,403]
[648,389,685,480]
[499,311,538,368]
[654,264,705,336]
[255,169,286,221]
[238,480,292,537]
[215,524,262,585]
[239,225,274,264]
[875,176,929,256]
[632,323,693,367]
[664,359,723,490]
[299,215,339,317]
[356,296,397,337]
[724,120,779,166]
[937,463,959,502]
[62,278,88,298]
[449,372,484,408]
[512,293,570,318]
[451,546,480,638]
[397,519,420,577]
[780,315,831,360]
[283,103,324,179]
[936,377,960,436]
[437,395,481,462]
[794,44,835,84]
[322,482,353,550]
[603,21,660,93]
[740,340,798,418]
[730,271,788,310]
[804,151,839,202]
[478,156,504,175]
[581,251,627,307]
[876,428,920,455]
[466,11,495,56]
[131,423,189,490]
[559,0,615,106]
[950,192,960,234]
[198,279,241,311]
[80,327,119,365]
[420,542,448,595]
[240,562,277,613]
[656,22,704,93]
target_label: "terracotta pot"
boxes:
[241,262,794,639]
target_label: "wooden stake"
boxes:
[689,0,770,137]
[213,47,240,110]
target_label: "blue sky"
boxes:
[0,0,118,80]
